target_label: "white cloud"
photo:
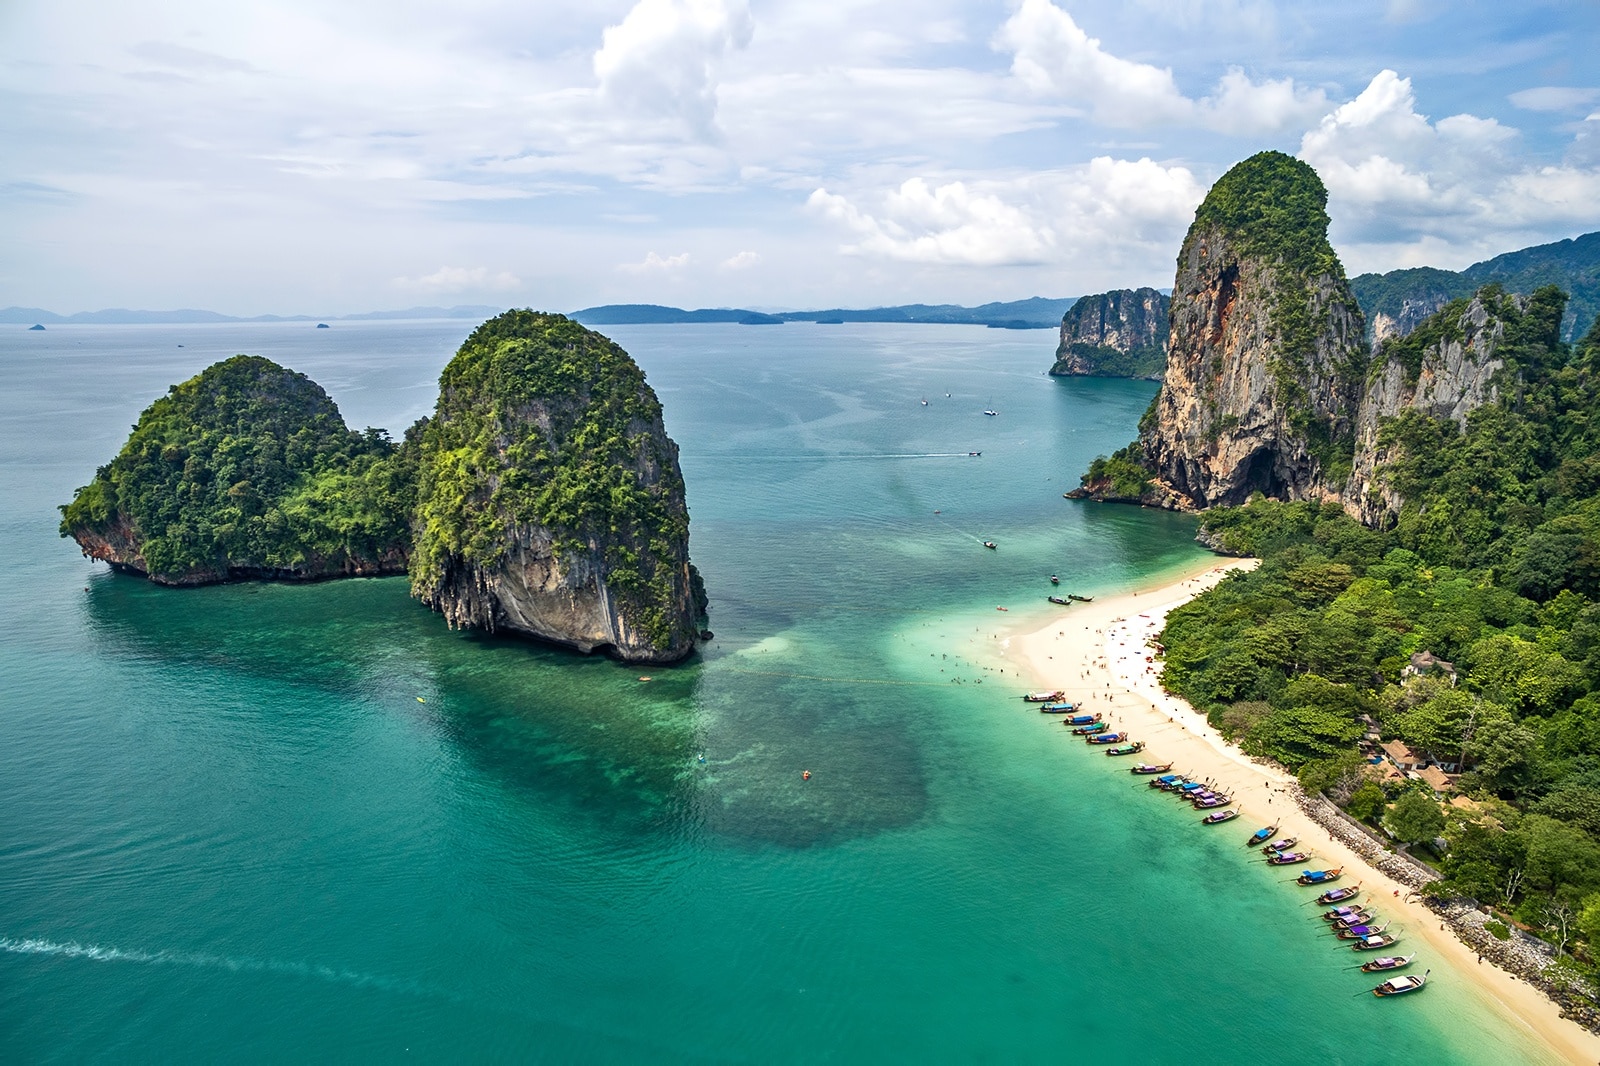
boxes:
[993,0,1326,134]
[721,250,760,269]
[619,250,692,273]
[392,265,521,293]
[1509,86,1600,112]
[808,157,1202,270]
[594,0,754,139]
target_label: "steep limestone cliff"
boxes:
[1049,287,1169,379]
[60,355,415,584]
[410,311,705,664]
[1075,152,1368,510]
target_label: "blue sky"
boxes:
[2,0,1597,315]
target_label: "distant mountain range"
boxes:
[1350,231,1599,342]
[571,297,1079,329]
[0,305,506,325]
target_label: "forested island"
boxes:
[1074,150,1600,972]
[60,312,705,664]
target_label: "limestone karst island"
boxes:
[60,311,707,664]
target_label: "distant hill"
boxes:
[572,297,1077,330]
[0,305,505,325]
[1350,231,1599,343]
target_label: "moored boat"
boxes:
[1333,914,1379,933]
[1372,971,1428,996]
[1321,904,1367,923]
[1086,732,1126,745]
[1315,885,1360,905]
[1022,690,1064,702]
[1202,809,1239,825]
[1266,852,1310,866]
[1353,932,1401,952]
[1263,837,1298,854]
[1067,593,1093,602]
[1072,721,1109,735]
[1193,795,1232,809]
[1131,762,1174,775]
[1104,742,1145,756]
[1297,868,1343,886]
[1360,955,1415,974]
[1039,702,1079,714]
[1245,824,1279,847]
[1050,575,1060,585]
[1060,711,1100,724]
[1047,595,1072,606]
[1336,921,1388,940]
[1149,774,1184,789]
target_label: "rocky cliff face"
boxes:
[410,311,704,665]
[1075,152,1368,510]
[1347,292,1513,524]
[1369,293,1453,348]
[1050,287,1169,379]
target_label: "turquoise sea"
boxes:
[0,321,1558,1062]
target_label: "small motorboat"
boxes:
[984,409,999,416]
[1047,595,1073,606]
[921,399,929,406]
[1072,721,1110,735]
[1086,732,1127,745]
[968,451,981,456]
[1262,838,1298,854]
[1050,575,1060,585]
[1360,955,1415,974]
[984,541,998,550]
[1352,932,1401,952]
[1315,885,1360,906]
[1039,702,1079,714]
[1297,868,1343,886]
[1060,711,1099,724]
[1245,824,1279,847]
[1130,763,1174,775]
[1266,852,1310,866]
[1202,809,1239,825]
[1104,742,1145,756]
[1372,971,1428,996]
[1023,690,1065,702]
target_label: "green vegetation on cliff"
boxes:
[1160,295,1600,956]
[411,311,694,646]
[60,355,416,580]
[1191,150,1341,285]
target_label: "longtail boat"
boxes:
[1104,742,1145,756]
[1023,690,1064,702]
[1194,795,1232,810]
[1202,809,1239,825]
[1245,824,1279,847]
[1315,885,1360,905]
[1372,971,1428,996]
[1353,932,1401,952]
[1072,721,1109,735]
[1263,838,1298,854]
[1266,852,1311,866]
[1297,868,1343,886]
[1040,702,1079,714]
[1086,732,1126,745]
[1067,594,1093,602]
[1177,781,1207,795]
[1047,596,1072,606]
[1360,955,1415,974]
[1148,774,1183,789]
[1321,905,1367,923]
[1336,921,1389,940]
[1060,711,1100,725]
[1333,914,1379,933]
[1131,763,1173,775]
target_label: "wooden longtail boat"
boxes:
[1245,824,1279,847]
[1067,594,1093,602]
[1297,868,1343,886]
[1333,914,1379,933]
[1353,932,1401,952]
[1148,774,1183,789]
[1372,971,1428,996]
[1072,721,1109,735]
[1086,732,1127,745]
[1360,955,1415,974]
[1130,763,1174,775]
[1022,690,1064,702]
[1104,742,1145,756]
[1039,702,1079,714]
[1193,795,1232,809]
[1336,921,1389,940]
[1202,809,1239,825]
[1059,712,1100,725]
[1321,905,1367,923]
[1267,852,1311,866]
[1315,885,1360,905]
[1047,595,1072,606]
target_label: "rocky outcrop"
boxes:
[1049,288,1169,379]
[1347,292,1513,524]
[410,311,705,665]
[60,355,414,584]
[1076,152,1369,510]
[1369,293,1453,348]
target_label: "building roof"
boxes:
[1418,765,1454,792]
[1382,739,1422,763]
[1407,650,1457,674]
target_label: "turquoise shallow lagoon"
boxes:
[0,321,1558,1061]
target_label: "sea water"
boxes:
[0,321,1555,1062]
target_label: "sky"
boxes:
[2,0,1598,316]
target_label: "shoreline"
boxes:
[998,556,1600,1066]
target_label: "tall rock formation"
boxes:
[1074,152,1368,510]
[60,355,414,584]
[1049,287,1169,379]
[410,311,705,664]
